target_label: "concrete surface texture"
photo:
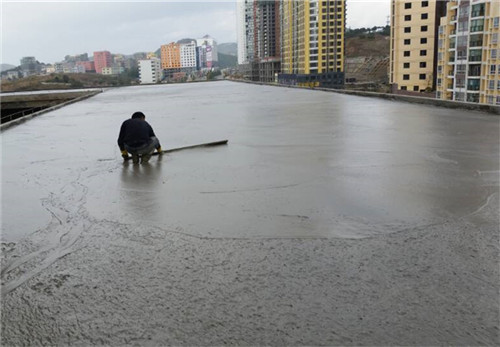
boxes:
[1,81,499,345]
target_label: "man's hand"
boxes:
[121,150,129,159]
[157,147,163,155]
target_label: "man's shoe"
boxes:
[132,154,140,164]
[141,153,152,164]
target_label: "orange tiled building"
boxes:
[160,43,181,69]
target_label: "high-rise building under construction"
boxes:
[278,0,345,88]
[237,0,281,82]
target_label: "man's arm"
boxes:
[117,122,127,150]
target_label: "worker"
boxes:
[118,111,162,164]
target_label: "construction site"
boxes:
[1,81,499,345]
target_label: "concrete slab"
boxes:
[2,82,498,241]
[1,81,499,345]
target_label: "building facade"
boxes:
[279,0,345,88]
[436,0,499,104]
[139,58,162,84]
[197,35,218,69]
[180,41,198,71]
[93,51,112,74]
[101,66,124,75]
[160,43,181,70]
[237,0,249,65]
[389,0,448,94]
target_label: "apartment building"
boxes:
[160,43,181,70]
[93,51,112,74]
[180,41,197,71]
[237,0,249,65]
[139,58,162,84]
[279,0,345,88]
[436,0,499,104]
[389,0,447,94]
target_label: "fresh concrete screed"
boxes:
[1,81,499,345]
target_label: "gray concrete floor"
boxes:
[1,81,499,345]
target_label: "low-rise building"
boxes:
[101,66,124,75]
[139,58,162,84]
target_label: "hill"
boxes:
[1,64,16,72]
[345,33,390,58]
[344,32,390,87]
[218,53,237,69]
[218,43,237,56]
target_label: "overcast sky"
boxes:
[1,0,390,65]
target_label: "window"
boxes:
[421,38,427,44]
[405,3,411,9]
[489,80,495,90]
[421,25,428,32]
[404,51,411,57]
[491,65,497,74]
[419,74,426,80]
[403,74,410,80]
[492,33,498,45]
[420,62,427,68]
[421,13,428,20]
[420,50,427,56]
[401,86,408,90]
[404,62,410,68]
[470,18,484,32]
[494,17,499,28]
[405,15,412,21]
[413,86,419,91]
[422,1,429,7]
[492,49,498,59]
[404,27,411,33]
[404,39,411,45]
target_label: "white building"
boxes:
[236,0,248,64]
[139,58,162,84]
[180,41,197,69]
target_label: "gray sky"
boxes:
[1,0,390,65]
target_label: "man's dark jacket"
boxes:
[117,118,156,150]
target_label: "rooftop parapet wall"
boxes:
[1,90,102,131]
[230,79,500,115]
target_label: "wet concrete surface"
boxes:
[1,81,499,345]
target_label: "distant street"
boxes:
[2,81,499,345]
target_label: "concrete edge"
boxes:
[228,79,500,116]
[1,90,102,132]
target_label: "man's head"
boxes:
[131,112,146,120]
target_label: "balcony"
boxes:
[470,25,484,32]
[451,15,457,21]
[449,56,456,62]
[469,40,483,47]
[469,55,482,62]
[450,29,457,35]
[467,84,480,91]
